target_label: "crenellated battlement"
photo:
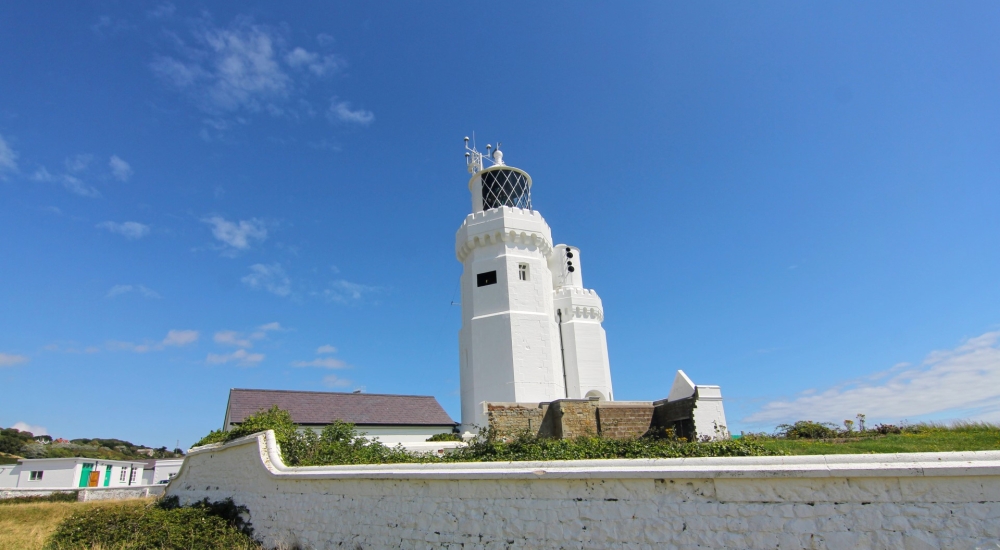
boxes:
[553,287,605,322]
[456,207,553,262]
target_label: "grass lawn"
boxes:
[0,498,152,550]
[751,424,1000,455]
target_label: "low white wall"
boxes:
[0,486,164,501]
[166,431,1000,549]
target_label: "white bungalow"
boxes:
[0,458,146,489]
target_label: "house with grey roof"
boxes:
[223,389,458,446]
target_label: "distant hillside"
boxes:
[0,427,183,462]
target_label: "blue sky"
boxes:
[2,2,999,447]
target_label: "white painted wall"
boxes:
[168,431,1000,550]
[4,459,145,489]
[15,459,81,489]
[0,465,17,488]
[305,425,453,446]
[456,206,564,431]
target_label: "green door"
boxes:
[79,463,93,487]
[103,465,112,487]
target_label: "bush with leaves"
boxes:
[427,432,463,442]
[442,427,780,462]
[775,421,840,439]
[45,497,258,550]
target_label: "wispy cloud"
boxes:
[97,221,150,240]
[150,16,370,131]
[206,348,264,366]
[285,47,343,76]
[292,357,347,369]
[746,330,1000,425]
[0,353,29,367]
[106,284,161,299]
[322,374,351,388]
[319,279,382,304]
[317,345,337,354]
[109,155,133,181]
[147,2,175,19]
[202,216,267,253]
[214,322,283,348]
[11,422,47,436]
[64,154,93,172]
[108,329,199,353]
[151,17,291,115]
[328,98,373,125]
[0,134,18,177]
[33,167,101,198]
[242,263,290,297]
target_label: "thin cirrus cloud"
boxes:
[292,357,346,369]
[106,284,161,299]
[149,15,372,130]
[107,329,199,353]
[206,348,264,366]
[97,221,150,240]
[745,330,1000,426]
[319,279,382,304]
[213,322,283,348]
[0,133,18,177]
[109,155,133,181]
[33,167,101,198]
[317,345,337,354]
[242,264,290,297]
[0,353,29,367]
[202,216,267,253]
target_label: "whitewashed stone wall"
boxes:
[0,485,164,501]
[166,431,1000,549]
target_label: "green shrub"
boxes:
[45,497,258,550]
[775,421,840,439]
[443,428,780,462]
[0,491,78,506]
[426,432,462,442]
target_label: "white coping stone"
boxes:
[184,430,1000,480]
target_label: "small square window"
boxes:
[476,270,497,287]
[518,263,529,281]
[29,471,43,481]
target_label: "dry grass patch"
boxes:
[0,498,152,550]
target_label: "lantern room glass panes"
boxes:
[482,169,531,210]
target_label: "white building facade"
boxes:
[0,458,146,489]
[457,144,614,431]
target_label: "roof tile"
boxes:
[226,389,456,427]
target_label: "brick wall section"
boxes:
[549,400,600,438]
[485,402,549,436]
[596,403,654,439]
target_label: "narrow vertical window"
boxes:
[518,263,529,281]
[120,468,127,482]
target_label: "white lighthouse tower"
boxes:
[456,139,614,432]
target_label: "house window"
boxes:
[518,263,529,281]
[476,270,497,287]
[29,471,43,481]
[129,469,137,484]
[119,468,128,482]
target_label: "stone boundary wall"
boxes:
[0,485,164,501]
[165,431,1000,549]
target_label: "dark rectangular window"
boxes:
[476,270,497,287]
